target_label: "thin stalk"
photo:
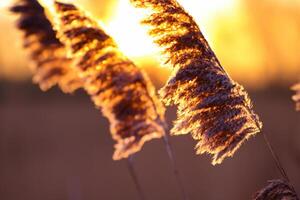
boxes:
[163,134,190,200]
[127,155,147,200]
[262,131,289,181]
[262,131,299,196]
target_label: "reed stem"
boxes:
[163,134,190,200]
[261,131,299,196]
[262,132,290,182]
[127,155,147,200]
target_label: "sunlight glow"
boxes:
[0,0,12,9]
[0,0,299,88]
[105,0,238,60]
[178,0,238,37]
[105,1,159,59]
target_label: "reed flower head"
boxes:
[253,179,299,200]
[130,0,262,164]
[53,1,166,160]
[291,83,300,111]
[10,0,82,93]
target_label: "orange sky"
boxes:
[0,0,299,89]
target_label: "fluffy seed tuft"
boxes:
[130,0,262,164]
[291,83,300,111]
[10,0,82,93]
[53,1,166,160]
[253,179,299,200]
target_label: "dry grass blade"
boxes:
[253,179,299,200]
[53,1,166,160]
[10,0,82,93]
[291,83,300,111]
[130,0,262,165]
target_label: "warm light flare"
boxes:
[105,1,159,59]
[104,0,239,59]
[0,0,13,9]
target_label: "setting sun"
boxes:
[104,0,238,59]
[105,1,159,59]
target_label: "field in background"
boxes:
[0,82,299,200]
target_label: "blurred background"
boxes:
[0,0,299,199]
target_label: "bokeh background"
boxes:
[0,0,299,199]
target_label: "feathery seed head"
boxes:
[253,179,299,200]
[53,1,166,160]
[130,0,262,164]
[291,83,300,111]
[10,0,82,93]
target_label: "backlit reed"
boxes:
[10,0,82,93]
[53,1,166,160]
[130,0,262,165]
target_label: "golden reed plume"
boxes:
[130,0,262,165]
[291,83,300,111]
[53,1,166,160]
[253,179,299,200]
[10,0,82,93]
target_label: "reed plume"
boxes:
[53,1,166,160]
[253,179,299,200]
[130,0,262,165]
[291,83,300,111]
[10,0,82,93]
